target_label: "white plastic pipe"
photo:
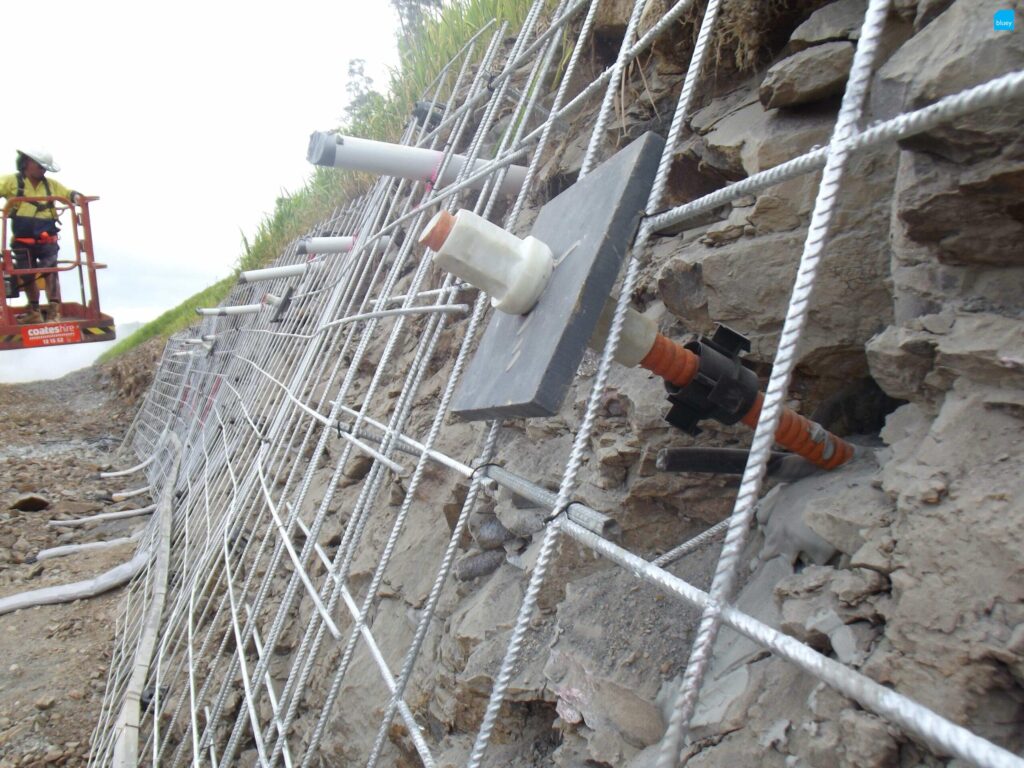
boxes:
[297,236,354,255]
[196,304,263,316]
[100,454,156,479]
[420,209,552,314]
[239,263,310,283]
[48,504,156,528]
[0,545,151,616]
[308,132,527,198]
[112,485,151,502]
[36,530,144,562]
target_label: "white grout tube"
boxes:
[308,132,527,198]
[239,263,311,283]
[196,304,263,316]
[297,236,354,255]
[35,530,144,562]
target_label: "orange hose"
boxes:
[643,334,855,470]
[640,333,700,387]
[742,393,854,470]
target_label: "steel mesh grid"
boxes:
[89,0,1024,766]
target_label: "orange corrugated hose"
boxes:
[640,333,855,470]
[640,333,700,388]
[741,393,855,469]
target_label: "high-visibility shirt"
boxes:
[0,174,77,220]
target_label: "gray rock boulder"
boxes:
[802,463,894,556]
[867,312,1024,403]
[894,148,1024,268]
[454,549,506,581]
[9,493,50,512]
[872,0,1024,148]
[790,0,867,51]
[690,88,834,178]
[759,42,855,110]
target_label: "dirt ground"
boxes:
[0,342,158,767]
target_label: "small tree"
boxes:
[345,58,386,126]
[390,0,442,37]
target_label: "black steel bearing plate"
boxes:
[452,131,664,420]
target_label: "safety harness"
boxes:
[11,173,59,243]
[15,173,54,212]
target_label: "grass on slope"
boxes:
[97,276,235,362]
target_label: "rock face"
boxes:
[656,78,896,377]
[870,0,1024,326]
[636,1,1024,765]
[279,1,1021,763]
[541,1,1019,764]
[107,0,1022,765]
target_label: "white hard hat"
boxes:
[18,149,60,173]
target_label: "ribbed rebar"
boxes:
[658,2,894,764]
[90,3,1024,766]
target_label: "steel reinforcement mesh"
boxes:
[89,0,1024,765]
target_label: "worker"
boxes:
[0,149,84,323]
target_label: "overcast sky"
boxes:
[1,0,398,383]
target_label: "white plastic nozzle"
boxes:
[419,209,553,315]
[588,301,658,368]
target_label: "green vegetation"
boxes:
[97,276,235,361]
[102,0,538,361]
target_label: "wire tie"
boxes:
[469,462,501,488]
[543,501,573,526]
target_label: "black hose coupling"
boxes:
[412,101,444,130]
[270,285,295,324]
[664,324,760,435]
